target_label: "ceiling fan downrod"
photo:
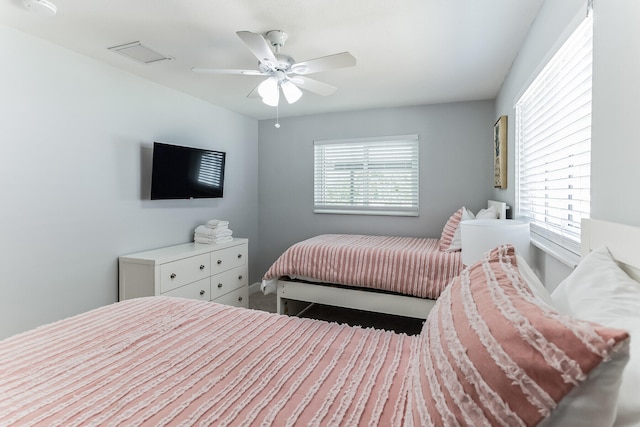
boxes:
[265,30,288,54]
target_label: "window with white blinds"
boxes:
[515,15,592,255]
[314,135,419,216]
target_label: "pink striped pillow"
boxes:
[439,208,463,251]
[409,245,630,427]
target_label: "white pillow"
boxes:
[475,205,500,219]
[445,207,474,252]
[551,246,640,427]
[539,344,630,427]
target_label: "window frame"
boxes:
[515,14,593,258]
[313,134,419,216]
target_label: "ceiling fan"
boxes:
[192,30,356,107]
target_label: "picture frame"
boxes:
[493,115,507,189]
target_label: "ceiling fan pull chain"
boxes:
[275,103,280,128]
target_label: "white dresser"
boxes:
[118,238,248,308]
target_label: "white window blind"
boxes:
[314,135,419,216]
[516,15,592,255]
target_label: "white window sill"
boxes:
[530,234,580,269]
[314,209,418,217]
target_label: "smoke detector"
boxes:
[23,0,57,16]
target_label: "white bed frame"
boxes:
[581,218,640,281]
[276,200,508,319]
[277,217,640,319]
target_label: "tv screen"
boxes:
[150,142,226,200]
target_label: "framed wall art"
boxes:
[493,115,507,189]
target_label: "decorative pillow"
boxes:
[446,207,475,252]
[439,207,463,251]
[551,246,640,427]
[409,245,630,427]
[444,206,501,253]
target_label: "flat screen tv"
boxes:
[150,142,226,200]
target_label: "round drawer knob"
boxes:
[237,254,242,259]
[170,273,176,279]
[238,296,243,302]
[199,290,205,296]
[217,283,223,288]
[199,265,205,270]
[217,260,222,265]
[238,275,243,280]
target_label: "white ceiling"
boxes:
[0,0,543,120]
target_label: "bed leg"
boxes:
[277,295,285,315]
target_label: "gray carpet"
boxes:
[249,291,424,335]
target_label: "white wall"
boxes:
[590,1,640,226]
[494,0,640,289]
[257,101,495,277]
[492,0,580,288]
[0,25,259,339]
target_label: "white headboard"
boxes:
[582,219,640,282]
[488,200,507,219]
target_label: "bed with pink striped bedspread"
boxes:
[263,234,462,299]
[0,297,416,426]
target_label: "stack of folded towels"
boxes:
[194,219,233,244]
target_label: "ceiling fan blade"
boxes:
[293,77,337,96]
[191,67,266,76]
[236,31,278,65]
[291,52,356,75]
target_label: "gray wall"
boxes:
[0,26,259,339]
[493,0,640,289]
[257,101,495,277]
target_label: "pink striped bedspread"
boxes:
[0,297,416,426]
[263,234,462,299]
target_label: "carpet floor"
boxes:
[249,290,424,336]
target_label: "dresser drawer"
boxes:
[161,278,210,300]
[212,286,248,308]
[160,253,210,293]
[210,266,248,300]
[211,245,248,274]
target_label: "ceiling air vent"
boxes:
[108,41,173,64]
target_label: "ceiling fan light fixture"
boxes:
[262,91,279,107]
[281,80,302,104]
[257,76,277,98]
[258,76,280,106]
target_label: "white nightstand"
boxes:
[460,219,530,266]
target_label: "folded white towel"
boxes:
[195,225,233,237]
[205,221,229,228]
[208,224,229,230]
[195,235,233,244]
[207,219,229,228]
